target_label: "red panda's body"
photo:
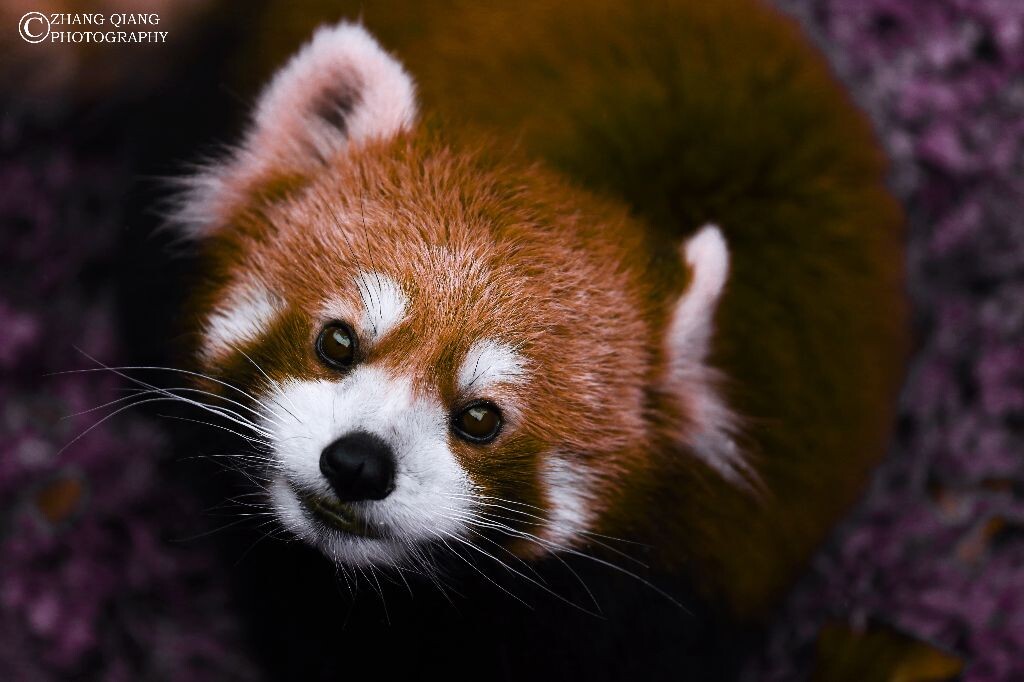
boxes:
[176,0,907,677]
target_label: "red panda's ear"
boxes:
[662,226,753,484]
[172,22,417,238]
[666,225,730,368]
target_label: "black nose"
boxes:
[319,431,396,502]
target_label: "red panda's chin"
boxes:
[295,487,388,540]
[269,476,416,567]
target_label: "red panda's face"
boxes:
[176,23,740,570]
[192,140,658,567]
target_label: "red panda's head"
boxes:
[174,23,744,570]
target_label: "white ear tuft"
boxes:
[171,22,417,239]
[664,225,754,485]
[250,21,417,163]
[668,224,730,364]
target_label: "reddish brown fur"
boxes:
[185,0,908,625]
[191,133,686,554]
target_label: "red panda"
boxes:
[172,0,907,677]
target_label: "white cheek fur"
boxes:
[202,282,282,360]
[539,453,598,550]
[262,367,475,566]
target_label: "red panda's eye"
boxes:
[316,322,357,369]
[452,401,502,444]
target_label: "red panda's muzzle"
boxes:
[319,430,397,502]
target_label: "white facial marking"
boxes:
[665,224,754,485]
[458,339,527,392]
[202,282,281,360]
[263,366,473,566]
[539,454,597,550]
[354,271,409,342]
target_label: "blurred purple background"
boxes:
[2,0,1023,679]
